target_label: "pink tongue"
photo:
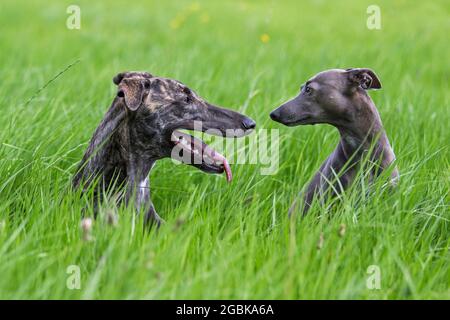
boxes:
[211,151,232,183]
[222,158,232,183]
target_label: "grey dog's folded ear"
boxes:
[346,68,382,90]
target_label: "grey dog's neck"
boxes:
[335,98,394,166]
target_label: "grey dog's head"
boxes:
[270,68,382,127]
[113,71,256,181]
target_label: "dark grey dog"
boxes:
[73,71,255,226]
[270,68,398,215]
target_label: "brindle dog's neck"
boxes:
[73,98,157,191]
[335,98,395,169]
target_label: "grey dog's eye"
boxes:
[304,86,312,94]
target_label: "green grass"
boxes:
[0,0,448,299]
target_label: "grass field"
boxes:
[0,0,448,299]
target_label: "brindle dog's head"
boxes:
[270,68,382,127]
[113,71,256,181]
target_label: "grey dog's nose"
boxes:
[242,117,256,130]
[270,110,280,121]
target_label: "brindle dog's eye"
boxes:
[144,80,150,89]
[182,87,191,95]
[183,87,192,103]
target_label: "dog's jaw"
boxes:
[170,130,232,182]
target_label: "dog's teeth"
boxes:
[193,149,199,155]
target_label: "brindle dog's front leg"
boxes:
[141,164,164,229]
[141,185,164,229]
[125,177,163,229]
[144,203,163,229]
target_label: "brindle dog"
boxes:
[270,68,398,215]
[73,71,256,227]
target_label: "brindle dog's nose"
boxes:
[242,117,256,130]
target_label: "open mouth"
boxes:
[170,130,232,182]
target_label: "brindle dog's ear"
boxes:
[117,78,146,111]
[346,68,382,90]
[113,71,153,85]
[113,72,125,85]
